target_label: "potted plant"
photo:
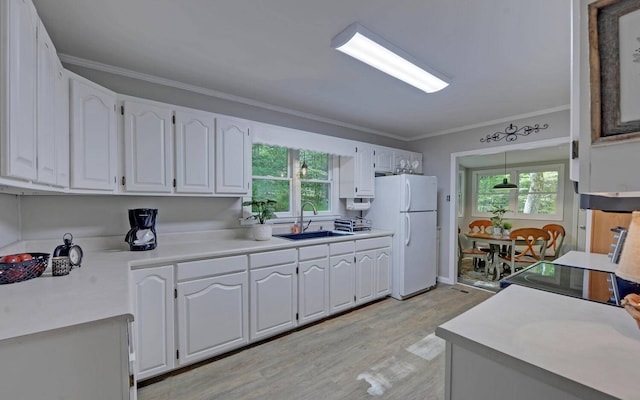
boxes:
[242,198,277,241]
[489,205,509,236]
[502,222,513,236]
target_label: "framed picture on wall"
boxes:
[588,0,640,142]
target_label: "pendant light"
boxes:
[493,152,518,190]
[300,156,308,177]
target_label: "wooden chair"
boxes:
[497,228,550,276]
[541,224,566,261]
[458,228,490,276]
[468,219,493,265]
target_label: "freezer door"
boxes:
[400,175,437,212]
[398,210,437,297]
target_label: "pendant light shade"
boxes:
[493,153,517,190]
[300,158,308,177]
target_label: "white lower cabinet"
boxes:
[249,249,298,341]
[329,241,356,314]
[298,244,330,325]
[355,237,392,304]
[176,256,248,366]
[131,265,175,381]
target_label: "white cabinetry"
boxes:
[131,265,175,380]
[298,244,330,325]
[0,0,38,181]
[355,237,392,304]
[215,116,251,195]
[175,109,215,193]
[374,147,394,173]
[340,144,375,198]
[329,241,356,314]
[249,249,298,341]
[176,256,248,366]
[54,63,69,187]
[70,75,118,191]
[123,99,173,193]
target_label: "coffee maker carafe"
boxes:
[125,209,158,251]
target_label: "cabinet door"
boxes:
[215,117,250,194]
[36,20,57,185]
[329,254,355,314]
[175,110,214,193]
[250,262,297,341]
[123,100,173,193]
[355,145,375,196]
[410,152,423,174]
[177,271,248,366]
[355,251,375,305]
[375,247,392,298]
[374,147,394,173]
[298,257,330,325]
[54,62,69,187]
[131,265,175,380]
[70,77,118,190]
[393,150,412,172]
[1,0,38,181]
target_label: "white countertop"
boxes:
[437,259,640,399]
[0,229,391,341]
[554,250,618,273]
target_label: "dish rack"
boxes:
[334,217,372,232]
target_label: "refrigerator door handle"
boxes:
[405,214,411,246]
[405,179,411,212]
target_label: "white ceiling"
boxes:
[32,0,571,141]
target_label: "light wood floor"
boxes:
[138,284,492,400]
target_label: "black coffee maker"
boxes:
[125,209,158,251]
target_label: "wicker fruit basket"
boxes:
[0,253,50,284]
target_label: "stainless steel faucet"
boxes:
[299,201,318,232]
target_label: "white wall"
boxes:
[409,109,571,282]
[0,194,20,247]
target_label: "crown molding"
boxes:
[58,54,407,141]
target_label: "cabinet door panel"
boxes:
[250,262,297,340]
[36,21,57,185]
[298,258,330,325]
[356,146,375,196]
[355,251,375,305]
[123,100,173,192]
[54,63,69,187]
[175,110,214,193]
[375,248,392,298]
[330,254,355,314]
[177,271,248,365]
[2,0,38,180]
[375,147,394,173]
[70,78,117,190]
[215,117,250,194]
[131,265,175,380]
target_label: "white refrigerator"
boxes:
[365,174,437,300]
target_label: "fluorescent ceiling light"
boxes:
[331,22,450,93]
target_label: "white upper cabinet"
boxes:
[340,144,375,198]
[1,0,38,181]
[35,19,57,185]
[123,99,173,193]
[215,116,251,195]
[175,109,214,193]
[70,75,118,191]
[54,63,69,187]
[410,152,423,174]
[374,147,394,173]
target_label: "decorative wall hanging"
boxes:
[480,123,549,144]
[588,0,640,142]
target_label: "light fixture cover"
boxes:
[331,22,450,93]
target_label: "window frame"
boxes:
[471,163,565,221]
[248,145,339,222]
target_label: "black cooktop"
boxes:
[500,262,621,307]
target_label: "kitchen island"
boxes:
[436,251,639,400]
[0,228,393,399]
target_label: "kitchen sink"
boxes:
[274,230,354,240]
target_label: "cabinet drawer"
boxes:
[299,244,329,261]
[329,241,355,256]
[177,255,247,281]
[250,249,297,269]
[355,236,392,252]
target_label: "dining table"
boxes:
[464,231,512,280]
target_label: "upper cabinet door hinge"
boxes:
[571,140,579,159]
[355,146,358,153]
[121,176,126,186]
[172,115,176,125]
[174,288,177,298]
[173,178,177,188]
[120,105,124,115]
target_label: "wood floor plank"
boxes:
[138,284,492,400]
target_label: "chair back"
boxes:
[509,228,551,261]
[469,219,492,233]
[542,224,566,258]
